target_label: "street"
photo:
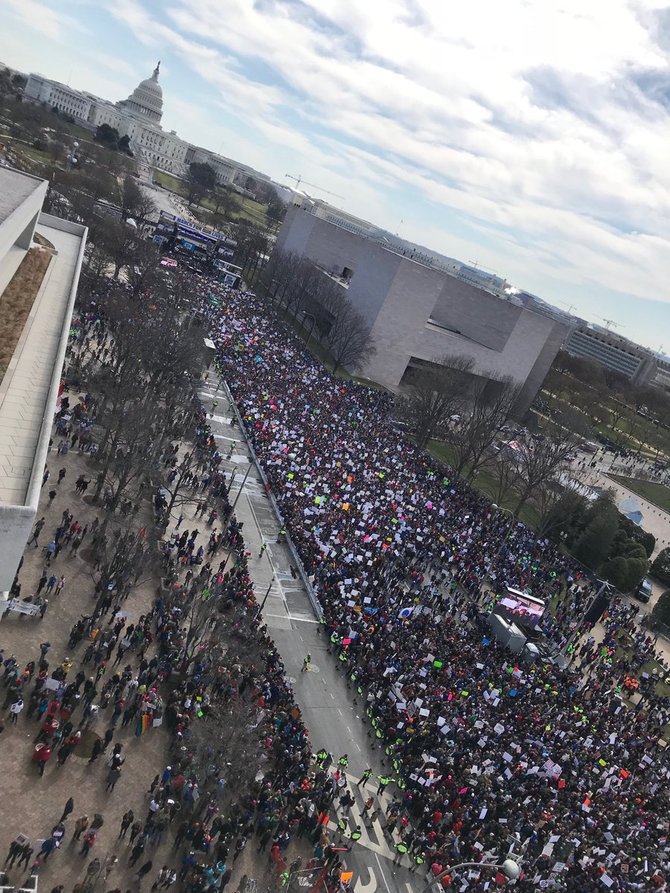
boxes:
[198,376,418,893]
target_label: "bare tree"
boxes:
[92,529,152,612]
[187,161,216,206]
[90,281,201,507]
[281,257,323,318]
[511,426,580,517]
[235,223,269,281]
[399,356,474,448]
[126,238,162,297]
[82,242,112,287]
[537,487,590,540]
[449,376,519,480]
[489,450,523,507]
[264,249,295,305]
[121,175,157,228]
[323,292,375,375]
[99,221,137,279]
[552,403,593,440]
[155,449,200,533]
[210,186,241,224]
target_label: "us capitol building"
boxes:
[24,63,269,189]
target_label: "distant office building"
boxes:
[564,326,657,385]
[0,167,87,596]
[276,205,568,415]
[23,64,271,189]
[653,356,670,392]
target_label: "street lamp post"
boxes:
[225,468,237,495]
[229,458,253,514]
[423,858,521,892]
[254,577,275,621]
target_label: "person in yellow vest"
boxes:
[393,840,409,865]
[376,774,394,796]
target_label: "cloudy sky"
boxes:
[3,0,669,350]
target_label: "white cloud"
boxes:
[6,0,90,40]
[5,0,670,342]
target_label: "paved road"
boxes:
[141,180,195,221]
[198,376,418,893]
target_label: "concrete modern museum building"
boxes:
[277,203,568,416]
[0,167,86,600]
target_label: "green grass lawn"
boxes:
[427,440,541,529]
[609,474,670,513]
[542,374,670,459]
[152,170,269,227]
[5,140,54,174]
[152,170,185,194]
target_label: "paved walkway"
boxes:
[0,437,172,893]
[573,450,670,558]
[0,373,294,893]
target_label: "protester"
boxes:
[202,282,670,890]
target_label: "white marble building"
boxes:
[24,64,270,187]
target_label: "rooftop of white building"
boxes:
[0,166,44,222]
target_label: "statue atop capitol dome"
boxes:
[118,61,164,126]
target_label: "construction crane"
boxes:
[559,301,577,314]
[285,174,343,199]
[468,260,498,273]
[598,317,624,330]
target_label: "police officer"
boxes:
[393,840,409,865]
[409,851,426,872]
[337,754,349,769]
[316,748,329,765]
[376,774,393,796]
[356,767,372,786]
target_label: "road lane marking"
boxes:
[353,867,377,893]
[374,854,393,893]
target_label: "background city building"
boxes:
[564,325,658,385]
[0,166,87,596]
[654,356,670,392]
[24,64,271,191]
[277,203,569,415]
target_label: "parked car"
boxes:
[634,578,653,603]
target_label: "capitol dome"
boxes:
[120,62,163,125]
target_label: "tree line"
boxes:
[262,248,376,375]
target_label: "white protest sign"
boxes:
[7,599,40,616]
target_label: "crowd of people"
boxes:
[199,280,670,891]
[1,293,353,893]
[5,269,670,893]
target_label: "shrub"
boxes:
[650,548,670,586]
[652,590,670,626]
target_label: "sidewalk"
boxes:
[0,428,172,893]
[0,382,313,893]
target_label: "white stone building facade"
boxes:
[24,65,268,185]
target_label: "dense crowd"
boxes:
[200,281,670,891]
[2,295,354,893]
[4,273,670,893]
